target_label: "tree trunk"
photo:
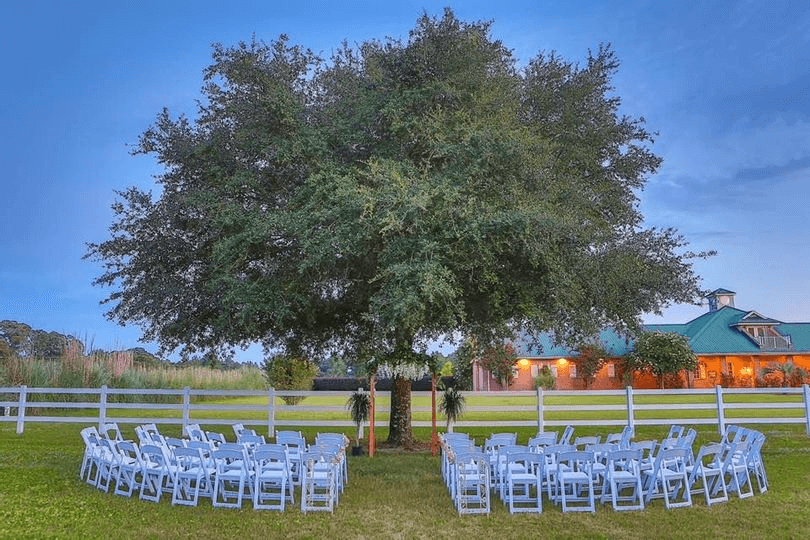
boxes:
[387,375,415,446]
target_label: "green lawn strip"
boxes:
[2,423,810,539]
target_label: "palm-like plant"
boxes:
[439,387,466,432]
[346,390,371,446]
[763,361,808,388]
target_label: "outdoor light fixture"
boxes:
[519,358,529,367]
[557,358,568,366]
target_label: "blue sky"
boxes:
[1,0,809,360]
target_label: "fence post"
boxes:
[15,385,27,435]
[715,385,726,437]
[625,386,635,436]
[268,387,276,437]
[98,385,108,431]
[803,384,810,437]
[536,387,544,432]
[182,386,191,434]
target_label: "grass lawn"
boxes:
[2,418,810,539]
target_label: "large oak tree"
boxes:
[87,10,708,445]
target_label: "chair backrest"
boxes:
[212,448,244,471]
[141,423,160,435]
[276,430,303,441]
[559,425,575,445]
[101,422,124,442]
[586,443,618,463]
[253,448,288,473]
[607,449,642,474]
[173,446,205,471]
[140,444,168,469]
[218,442,247,454]
[652,447,690,474]
[506,450,543,475]
[721,425,743,447]
[528,432,557,450]
[186,426,208,443]
[81,426,100,445]
[164,437,187,450]
[115,440,143,469]
[542,444,576,465]
[316,432,350,448]
[693,443,724,468]
[484,433,517,454]
[187,440,214,452]
[232,423,256,439]
[630,440,658,461]
[666,424,685,440]
[237,433,266,447]
[605,426,633,448]
[183,423,202,439]
[206,432,226,446]
[574,435,601,449]
[557,450,595,473]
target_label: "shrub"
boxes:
[479,343,518,387]
[261,355,317,404]
[439,386,466,432]
[533,366,556,390]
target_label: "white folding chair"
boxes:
[139,444,173,503]
[301,449,339,513]
[557,450,596,513]
[112,440,144,498]
[454,451,490,515]
[211,447,252,508]
[171,446,208,506]
[643,447,692,509]
[504,451,543,514]
[253,448,292,511]
[687,443,728,506]
[603,449,645,511]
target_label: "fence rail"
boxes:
[2,384,809,436]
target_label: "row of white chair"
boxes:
[439,424,768,514]
[80,423,350,513]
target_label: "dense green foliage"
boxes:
[533,365,557,390]
[628,331,698,388]
[439,386,466,431]
[261,355,317,404]
[1,320,86,360]
[346,389,371,444]
[763,360,809,388]
[478,342,518,387]
[86,9,710,442]
[574,343,609,389]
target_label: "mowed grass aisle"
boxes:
[2,423,810,539]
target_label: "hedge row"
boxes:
[312,375,456,391]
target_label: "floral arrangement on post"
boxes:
[439,386,466,432]
[346,388,371,452]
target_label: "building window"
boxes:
[550,366,558,377]
[570,364,578,378]
[531,364,539,377]
[607,363,615,377]
[727,362,734,376]
[696,362,707,380]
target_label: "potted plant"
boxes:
[439,386,466,432]
[346,389,370,455]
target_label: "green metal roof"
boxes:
[513,305,810,358]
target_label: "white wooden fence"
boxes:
[2,384,809,436]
